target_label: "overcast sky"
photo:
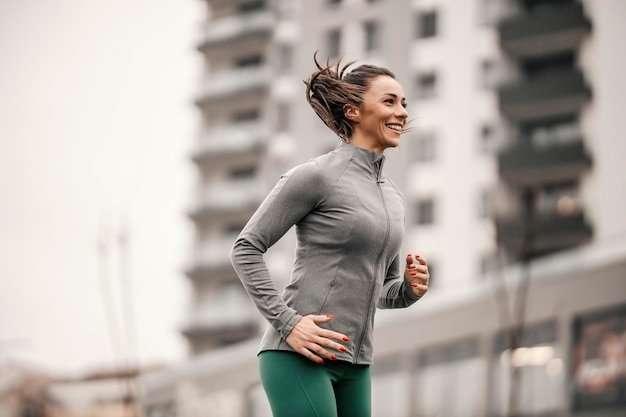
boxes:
[0,0,203,375]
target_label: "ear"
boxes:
[344,104,360,123]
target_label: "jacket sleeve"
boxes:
[377,254,422,309]
[230,163,325,340]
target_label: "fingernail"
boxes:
[318,359,325,364]
[343,337,350,342]
[416,254,421,258]
[340,347,347,352]
[327,314,334,318]
[410,272,417,276]
[331,355,337,361]
[411,283,418,287]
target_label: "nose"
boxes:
[396,104,409,120]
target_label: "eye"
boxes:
[384,98,394,104]
[401,102,407,109]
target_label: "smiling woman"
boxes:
[304,53,409,149]
[230,54,429,417]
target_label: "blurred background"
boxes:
[1,0,625,416]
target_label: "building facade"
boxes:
[143,0,626,416]
[183,0,277,354]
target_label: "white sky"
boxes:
[0,0,204,375]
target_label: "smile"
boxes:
[385,124,403,132]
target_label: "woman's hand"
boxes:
[285,314,350,364]
[405,253,429,297]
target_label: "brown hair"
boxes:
[304,52,396,141]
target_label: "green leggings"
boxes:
[258,350,371,417]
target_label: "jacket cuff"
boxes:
[403,279,422,302]
[277,309,302,339]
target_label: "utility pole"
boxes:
[97,213,142,417]
[492,187,538,417]
[507,187,537,417]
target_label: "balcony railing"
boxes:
[498,2,591,58]
[498,69,590,121]
[182,287,258,333]
[497,212,593,258]
[187,235,239,278]
[198,9,274,49]
[190,179,266,220]
[498,140,592,186]
[191,122,268,162]
[196,65,272,103]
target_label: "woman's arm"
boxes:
[377,253,429,309]
[230,165,320,339]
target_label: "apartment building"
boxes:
[142,1,626,416]
[183,0,277,354]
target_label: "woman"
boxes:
[230,55,429,417]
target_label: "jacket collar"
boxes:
[335,141,386,182]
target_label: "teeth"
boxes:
[386,124,402,132]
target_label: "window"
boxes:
[572,303,626,410]
[491,321,565,416]
[247,384,272,417]
[326,28,342,59]
[415,338,486,417]
[537,181,581,217]
[230,166,257,180]
[238,0,265,13]
[479,0,502,26]
[479,252,498,276]
[236,54,263,68]
[480,59,497,89]
[277,0,295,18]
[364,20,381,52]
[225,224,246,235]
[479,124,499,154]
[277,44,292,73]
[416,198,435,225]
[416,11,438,38]
[416,72,437,99]
[232,109,260,122]
[523,52,574,79]
[413,131,436,162]
[522,116,581,148]
[479,189,494,219]
[275,102,290,133]
[371,357,410,416]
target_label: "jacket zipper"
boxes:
[354,160,390,362]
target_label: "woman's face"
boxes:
[349,75,408,153]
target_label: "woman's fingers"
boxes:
[405,253,429,296]
[286,315,350,364]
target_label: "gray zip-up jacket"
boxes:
[230,142,421,365]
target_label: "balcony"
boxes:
[498,140,592,186]
[186,235,239,279]
[181,286,258,348]
[497,212,593,258]
[191,122,268,162]
[196,65,272,104]
[498,2,591,58]
[498,69,590,121]
[189,179,266,221]
[198,9,274,49]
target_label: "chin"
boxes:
[386,138,401,149]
